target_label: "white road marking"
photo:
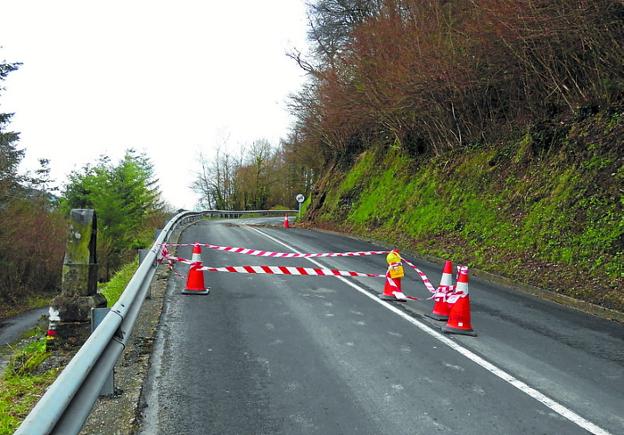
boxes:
[247,225,612,435]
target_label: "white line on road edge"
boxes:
[247,226,611,435]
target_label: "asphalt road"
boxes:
[0,307,48,370]
[0,307,48,347]
[139,218,624,435]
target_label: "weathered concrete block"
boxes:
[62,209,98,297]
[47,208,104,345]
[61,263,98,297]
[51,294,107,323]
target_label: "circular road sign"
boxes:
[296,194,305,203]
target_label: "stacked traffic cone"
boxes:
[283,214,290,229]
[426,260,454,321]
[442,266,476,336]
[182,243,210,295]
[378,250,408,302]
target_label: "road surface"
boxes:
[139,217,623,434]
[0,307,48,370]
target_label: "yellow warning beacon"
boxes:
[386,250,405,279]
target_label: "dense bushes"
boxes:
[0,199,66,305]
[0,61,66,307]
[289,0,624,163]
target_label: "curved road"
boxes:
[139,218,623,434]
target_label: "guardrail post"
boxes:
[90,307,114,396]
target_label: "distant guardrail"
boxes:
[203,209,298,218]
[15,210,293,435]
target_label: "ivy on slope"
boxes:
[310,111,623,311]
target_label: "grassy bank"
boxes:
[0,329,57,434]
[0,258,140,433]
[99,257,139,307]
[307,110,623,312]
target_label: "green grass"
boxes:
[0,329,59,434]
[0,257,141,433]
[300,195,311,217]
[99,257,139,307]
[0,258,145,433]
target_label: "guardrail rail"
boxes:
[15,209,296,435]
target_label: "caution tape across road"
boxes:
[160,242,444,297]
[161,242,390,259]
[197,264,386,278]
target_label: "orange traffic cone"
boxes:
[190,243,202,263]
[442,267,476,336]
[426,260,453,321]
[182,243,210,295]
[379,275,408,302]
[283,214,290,229]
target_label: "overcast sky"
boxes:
[0,0,310,209]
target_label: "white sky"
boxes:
[0,0,310,209]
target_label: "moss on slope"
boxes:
[307,111,623,311]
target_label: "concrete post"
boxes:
[47,209,107,348]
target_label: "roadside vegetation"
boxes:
[0,328,57,434]
[291,1,623,312]
[0,61,66,318]
[187,1,623,312]
[99,257,139,307]
[60,150,168,281]
[192,139,317,211]
[309,110,623,310]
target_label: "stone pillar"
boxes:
[47,209,107,348]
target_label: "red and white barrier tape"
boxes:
[444,265,469,303]
[402,259,437,294]
[156,245,184,277]
[161,242,390,258]
[164,255,194,265]
[432,285,452,300]
[159,243,462,301]
[198,264,385,278]
[446,292,466,304]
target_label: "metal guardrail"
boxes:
[15,210,293,434]
[203,209,298,218]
